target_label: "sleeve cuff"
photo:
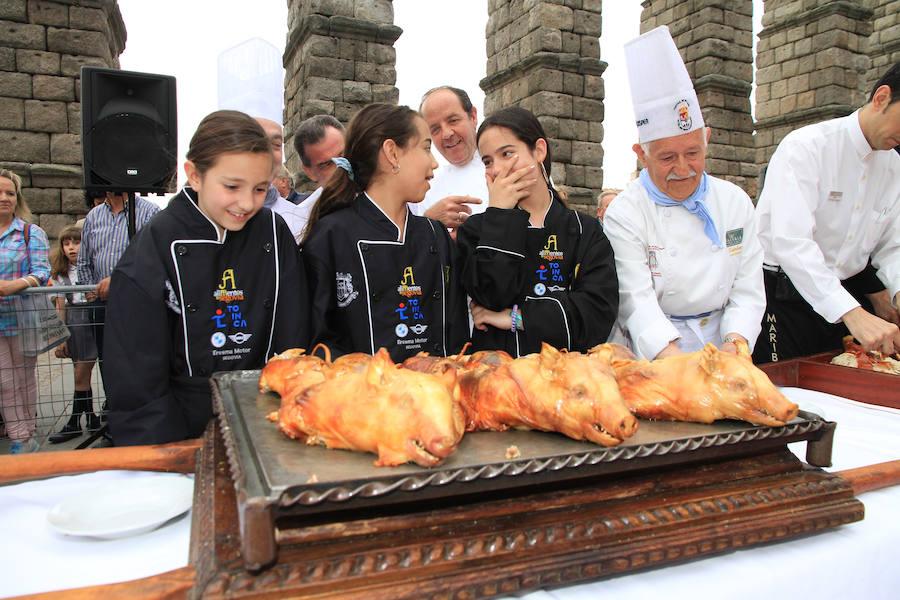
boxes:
[814,288,861,324]
[631,316,680,360]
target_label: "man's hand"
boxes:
[423,195,482,229]
[486,158,537,210]
[55,342,69,359]
[866,289,900,327]
[470,300,515,332]
[719,332,747,355]
[87,276,112,301]
[654,341,682,360]
[841,306,900,355]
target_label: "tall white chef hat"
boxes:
[624,25,704,144]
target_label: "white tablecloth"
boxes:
[509,387,900,600]
[0,470,192,598]
[1,388,897,598]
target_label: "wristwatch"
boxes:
[724,336,742,344]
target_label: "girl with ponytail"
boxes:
[303,103,469,361]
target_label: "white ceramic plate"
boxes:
[47,473,194,539]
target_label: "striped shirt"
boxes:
[0,218,50,335]
[77,196,159,285]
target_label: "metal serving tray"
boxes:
[212,369,836,519]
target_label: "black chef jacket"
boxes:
[457,190,618,356]
[303,193,469,362]
[104,188,309,446]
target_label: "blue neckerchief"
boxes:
[639,169,721,247]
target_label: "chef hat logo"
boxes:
[625,26,704,143]
[675,99,692,131]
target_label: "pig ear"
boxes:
[698,343,720,376]
[539,343,565,373]
[734,339,751,361]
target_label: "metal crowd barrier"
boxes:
[1,285,107,453]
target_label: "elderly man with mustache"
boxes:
[603,26,765,360]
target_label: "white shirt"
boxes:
[410,151,489,217]
[269,196,308,244]
[293,186,322,241]
[604,176,765,359]
[756,110,900,323]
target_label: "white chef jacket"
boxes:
[756,110,900,323]
[604,175,765,359]
[410,151,489,217]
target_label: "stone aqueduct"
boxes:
[0,0,897,231]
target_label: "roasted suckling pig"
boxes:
[592,341,799,426]
[272,348,465,467]
[455,344,638,446]
[831,335,900,374]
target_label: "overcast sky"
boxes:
[117,0,761,192]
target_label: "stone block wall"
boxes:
[755,0,873,167]
[0,0,125,237]
[283,0,400,187]
[480,0,606,215]
[864,0,900,95]
[640,0,758,197]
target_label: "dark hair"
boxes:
[420,86,474,115]
[186,110,272,176]
[84,189,105,210]
[304,103,421,241]
[293,114,345,166]
[50,224,82,279]
[869,61,900,105]
[476,106,553,181]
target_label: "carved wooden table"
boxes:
[189,424,861,599]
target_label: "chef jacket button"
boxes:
[186,303,197,313]
[264,299,273,309]
[360,242,368,252]
[198,368,208,376]
[264,242,273,252]
[429,245,437,254]
[717,284,725,291]
[433,343,441,353]
[666,290,676,295]
[663,208,671,217]
[432,290,441,299]
[176,245,187,256]
[668,249,677,257]
[372,291,381,301]
[711,244,719,252]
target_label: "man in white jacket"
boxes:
[753,61,900,363]
[603,26,765,360]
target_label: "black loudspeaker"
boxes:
[81,66,177,194]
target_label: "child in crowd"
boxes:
[48,224,100,443]
[303,103,469,362]
[457,106,619,356]
[103,110,310,446]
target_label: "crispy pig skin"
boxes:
[278,348,465,467]
[457,343,637,446]
[592,341,799,426]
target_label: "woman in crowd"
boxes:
[103,110,309,446]
[48,224,101,443]
[457,106,618,356]
[0,169,50,454]
[303,103,469,361]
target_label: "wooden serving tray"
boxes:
[190,422,863,599]
[211,370,839,572]
[760,352,900,410]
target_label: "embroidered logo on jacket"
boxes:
[538,235,564,261]
[165,280,181,314]
[213,269,244,303]
[336,272,359,307]
[397,266,422,297]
